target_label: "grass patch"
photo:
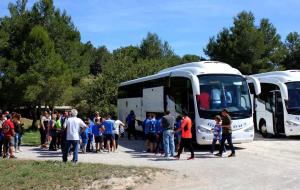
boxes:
[0,160,159,190]
[22,130,40,146]
[19,118,40,146]
[21,118,34,130]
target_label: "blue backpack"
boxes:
[149,120,156,134]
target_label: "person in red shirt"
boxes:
[199,91,210,110]
[174,110,194,160]
[2,114,16,159]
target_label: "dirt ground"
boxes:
[14,133,300,190]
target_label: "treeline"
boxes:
[0,0,300,120]
[0,0,202,118]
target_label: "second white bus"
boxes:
[249,70,300,137]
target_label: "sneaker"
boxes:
[228,153,236,157]
[214,153,222,157]
[174,155,180,160]
[9,155,17,159]
[187,157,194,160]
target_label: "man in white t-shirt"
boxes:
[62,109,87,164]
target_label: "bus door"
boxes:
[273,90,285,134]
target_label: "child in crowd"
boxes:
[174,115,183,151]
[80,123,89,154]
[86,119,94,152]
[210,115,225,154]
[92,118,102,153]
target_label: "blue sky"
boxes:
[1,0,300,56]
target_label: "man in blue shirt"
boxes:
[102,114,115,152]
[126,110,137,140]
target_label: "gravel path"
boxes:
[14,134,300,190]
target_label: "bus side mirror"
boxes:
[246,76,261,95]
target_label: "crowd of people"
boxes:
[139,108,235,160]
[0,107,236,162]
[0,111,24,159]
[38,109,126,163]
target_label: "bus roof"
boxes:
[250,70,300,83]
[120,61,241,86]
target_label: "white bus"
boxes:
[249,70,300,137]
[117,61,261,144]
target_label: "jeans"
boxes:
[62,140,79,163]
[14,133,22,150]
[211,139,226,153]
[163,130,175,157]
[218,133,235,155]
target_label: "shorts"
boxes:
[95,135,104,143]
[4,136,14,147]
[104,134,114,142]
[148,133,156,143]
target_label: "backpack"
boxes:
[2,121,10,134]
[148,120,156,134]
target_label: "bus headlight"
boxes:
[197,126,211,134]
[286,120,300,127]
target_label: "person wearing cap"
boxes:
[174,110,194,160]
[215,108,235,157]
[2,114,16,158]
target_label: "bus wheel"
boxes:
[260,123,268,138]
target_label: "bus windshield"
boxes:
[286,82,300,115]
[197,75,251,119]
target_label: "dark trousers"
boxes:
[40,128,47,145]
[0,139,3,156]
[155,133,163,153]
[115,134,119,149]
[177,138,194,158]
[87,136,94,152]
[49,130,57,150]
[127,125,136,140]
[218,133,235,155]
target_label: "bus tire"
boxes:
[259,120,268,138]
